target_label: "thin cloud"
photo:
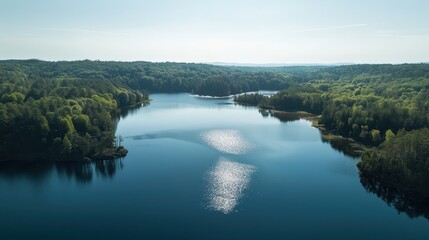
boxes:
[43,28,135,36]
[289,24,368,34]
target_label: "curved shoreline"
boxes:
[254,107,367,157]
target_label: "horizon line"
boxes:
[0,58,428,66]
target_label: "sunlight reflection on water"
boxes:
[206,157,256,214]
[201,129,254,155]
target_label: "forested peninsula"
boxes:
[0,60,149,161]
[1,60,429,199]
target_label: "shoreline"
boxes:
[257,107,367,157]
[0,101,146,164]
[0,146,128,163]
[305,114,367,157]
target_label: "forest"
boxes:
[234,63,429,197]
[235,64,429,145]
[0,60,148,161]
[1,60,429,199]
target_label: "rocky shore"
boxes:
[86,146,129,162]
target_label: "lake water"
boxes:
[1,93,428,239]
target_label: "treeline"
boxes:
[314,65,429,145]
[358,128,429,198]
[235,85,325,114]
[0,61,147,161]
[234,63,429,198]
[235,64,429,145]
[0,60,296,97]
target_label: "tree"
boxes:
[115,135,124,147]
[385,129,395,143]
[371,129,381,144]
[117,91,129,107]
[62,135,72,154]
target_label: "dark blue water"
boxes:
[1,93,428,239]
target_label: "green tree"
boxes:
[385,129,395,143]
[371,129,381,144]
[62,135,72,154]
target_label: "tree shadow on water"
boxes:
[0,161,54,184]
[360,173,429,220]
[321,137,363,158]
[56,159,124,184]
[258,108,363,158]
[0,159,124,185]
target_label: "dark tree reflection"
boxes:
[259,109,363,158]
[259,109,305,122]
[0,159,124,184]
[95,159,124,179]
[0,161,54,183]
[360,173,429,220]
[114,103,148,121]
[55,162,94,184]
[321,137,363,158]
[258,109,270,118]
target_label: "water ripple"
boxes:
[206,158,256,214]
[201,129,254,155]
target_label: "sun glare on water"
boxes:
[201,129,255,155]
[206,158,256,214]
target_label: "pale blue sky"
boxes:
[1,0,428,63]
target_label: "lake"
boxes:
[1,93,428,240]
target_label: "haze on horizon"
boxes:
[1,0,428,64]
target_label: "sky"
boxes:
[1,0,428,64]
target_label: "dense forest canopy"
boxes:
[0,60,298,97]
[235,63,429,145]
[358,128,429,196]
[0,60,148,161]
